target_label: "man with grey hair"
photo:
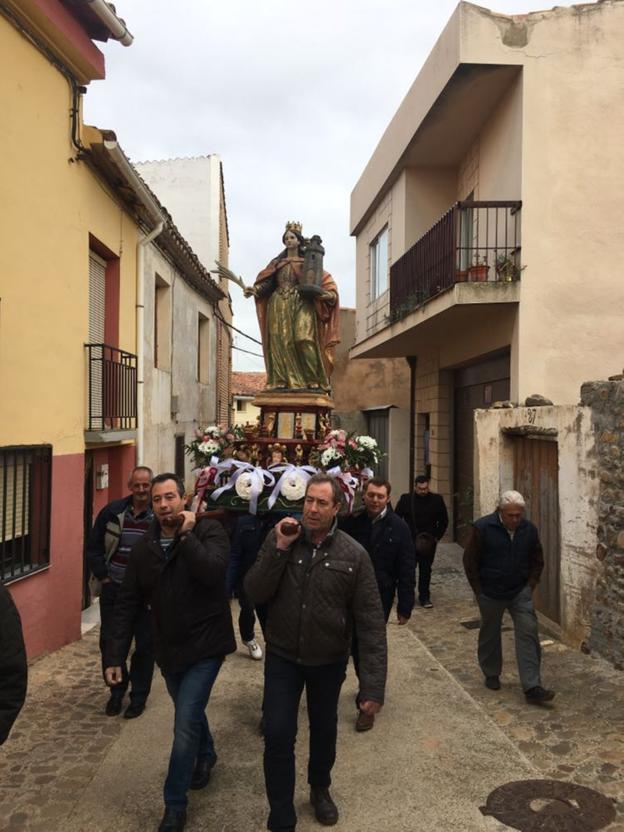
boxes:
[463,490,555,704]
[246,472,387,831]
[87,465,155,719]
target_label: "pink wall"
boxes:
[10,444,137,660]
[8,452,84,660]
[91,445,137,517]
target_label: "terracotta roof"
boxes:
[232,372,266,396]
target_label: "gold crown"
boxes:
[285,220,302,234]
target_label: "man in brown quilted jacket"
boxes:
[245,473,387,832]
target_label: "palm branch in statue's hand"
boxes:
[211,260,256,295]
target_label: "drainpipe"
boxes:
[102,139,164,464]
[82,0,134,45]
[407,356,417,487]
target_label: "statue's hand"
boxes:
[243,286,258,298]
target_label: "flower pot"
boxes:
[456,269,468,283]
[468,264,490,282]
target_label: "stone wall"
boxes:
[581,380,624,668]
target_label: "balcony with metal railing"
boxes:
[85,344,137,441]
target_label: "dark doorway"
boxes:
[453,353,510,545]
[513,436,561,624]
[365,409,389,480]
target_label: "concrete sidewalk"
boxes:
[62,621,538,832]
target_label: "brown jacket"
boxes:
[245,526,387,703]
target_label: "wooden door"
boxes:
[512,437,561,624]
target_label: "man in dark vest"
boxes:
[395,475,448,608]
[463,490,555,704]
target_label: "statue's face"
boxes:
[284,230,298,250]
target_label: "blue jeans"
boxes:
[161,656,223,809]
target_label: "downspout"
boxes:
[82,0,134,45]
[407,356,417,487]
[102,139,164,464]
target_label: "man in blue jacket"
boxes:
[463,490,555,704]
[340,476,415,730]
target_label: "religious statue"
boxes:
[213,222,340,392]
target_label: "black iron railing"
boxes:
[0,445,52,583]
[85,344,137,431]
[388,200,522,323]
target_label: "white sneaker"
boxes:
[243,639,263,660]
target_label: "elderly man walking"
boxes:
[463,490,555,704]
[245,473,387,831]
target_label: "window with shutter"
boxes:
[0,446,52,582]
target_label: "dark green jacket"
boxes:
[245,526,387,703]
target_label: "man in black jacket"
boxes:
[0,584,27,745]
[245,474,387,832]
[463,490,554,705]
[87,465,155,718]
[106,473,235,832]
[340,476,415,731]
[395,475,448,608]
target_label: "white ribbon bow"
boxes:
[210,461,275,515]
[267,464,319,509]
[326,467,360,512]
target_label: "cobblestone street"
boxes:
[1,545,623,831]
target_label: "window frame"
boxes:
[370,226,389,300]
[0,445,52,584]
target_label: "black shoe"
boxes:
[123,701,145,720]
[310,787,339,826]
[190,754,217,790]
[105,691,123,716]
[525,685,556,704]
[485,676,501,691]
[158,808,186,831]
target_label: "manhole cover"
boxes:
[480,779,616,831]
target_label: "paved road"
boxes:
[1,544,622,831]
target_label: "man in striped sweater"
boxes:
[87,466,155,719]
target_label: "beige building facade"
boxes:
[350,1,624,543]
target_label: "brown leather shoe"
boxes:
[355,710,375,732]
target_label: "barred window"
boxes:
[0,446,52,583]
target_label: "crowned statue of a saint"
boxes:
[214,222,340,393]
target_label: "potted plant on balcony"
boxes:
[468,256,490,282]
[495,254,525,283]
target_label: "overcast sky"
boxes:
[84,0,577,372]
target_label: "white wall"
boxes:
[474,404,599,646]
[142,241,218,491]
[136,156,222,272]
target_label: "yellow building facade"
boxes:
[0,1,143,658]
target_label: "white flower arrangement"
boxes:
[321,447,343,467]
[357,435,378,450]
[235,472,254,501]
[280,472,307,502]
[198,440,221,456]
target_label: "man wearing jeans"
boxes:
[106,473,235,832]
[463,490,555,705]
[245,474,387,831]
